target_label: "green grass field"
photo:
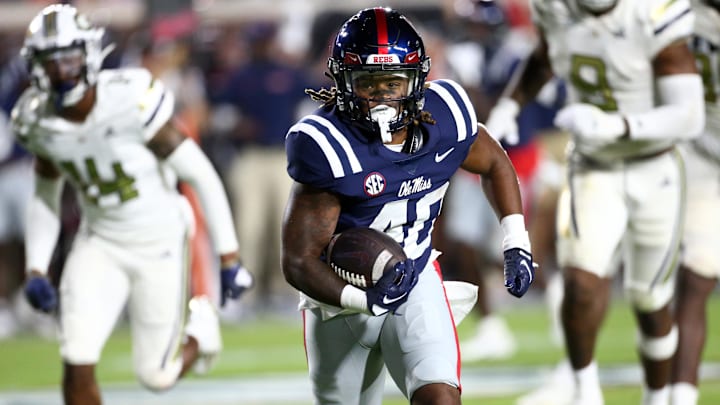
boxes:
[1,294,718,404]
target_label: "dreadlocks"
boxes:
[305,87,337,107]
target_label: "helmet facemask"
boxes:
[333,65,428,142]
[30,45,89,109]
[328,7,431,142]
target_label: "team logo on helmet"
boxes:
[364,172,386,197]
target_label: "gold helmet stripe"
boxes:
[42,8,58,38]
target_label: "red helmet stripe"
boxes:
[374,8,389,54]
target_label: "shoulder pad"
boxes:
[638,0,693,56]
[286,114,363,185]
[426,79,478,142]
[641,0,693,35]
[100,68,176,141]
[530,0,573,28]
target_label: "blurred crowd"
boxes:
[0,0,567,343]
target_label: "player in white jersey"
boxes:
[670,1,720,404]
[12,5,253,404]
[485,0,705,404]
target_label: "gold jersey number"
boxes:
[60,158,139,205]
[570,54,618,112]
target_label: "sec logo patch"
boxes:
[364,172,386,197]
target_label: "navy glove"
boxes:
[503,248,535,298]
[25,276,58,313]
[366,259,419,316]
[220,263,253,307]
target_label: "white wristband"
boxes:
[500,214,530,251]
[340,284,368,313]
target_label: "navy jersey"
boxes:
[286,79,478,272]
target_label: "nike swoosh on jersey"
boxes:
[383,292,408,305]
[434,147,455,162]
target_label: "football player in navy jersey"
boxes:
[281,7,535,404]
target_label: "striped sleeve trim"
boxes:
[288,122,346,178]
[143,90,166,128]
[653,7,691,35]
[138,78,171,127]
[428,80,478,142]
[305,115,363,174]
[651,0,692,35]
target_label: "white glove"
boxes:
[486,97,520,145]
[554,103,626,142]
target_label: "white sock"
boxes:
[671,382,698,405]
[574,361,603,403]
[642,385,669,405]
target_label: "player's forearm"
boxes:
[165,139,239,255]
[481,160,524,220]
[625,74,705,140]
[281,246,346,307]
[26,175,63,275]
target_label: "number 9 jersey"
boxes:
[531,0,694,162]
[11,68,189,243]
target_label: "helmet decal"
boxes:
[374,8,389,53]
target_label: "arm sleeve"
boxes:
[25,175,64,274]
[164,139,239,255]
[625,73,705,140]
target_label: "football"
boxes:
[325,227,407,290]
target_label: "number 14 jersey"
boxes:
[12,68,188,244]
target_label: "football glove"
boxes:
[554,103,626,142]
[486,97,521,145]
[25,275,58,313]
[220,263,253,307]
[503,248,536,298]
[366,258,419,316]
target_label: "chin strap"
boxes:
[401,125,423,154]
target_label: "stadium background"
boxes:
[0,0,718,404]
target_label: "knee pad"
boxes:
[136,361,182,392]
[625,282,675,312]
[636,325,678,361]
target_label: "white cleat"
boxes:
[462,315,517,361]
[185,296,222,375]
[516,360,574,405]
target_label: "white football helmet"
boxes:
[576,0,618,13]
[21,4,110,107]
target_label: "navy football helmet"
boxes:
[328,7,431,140]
